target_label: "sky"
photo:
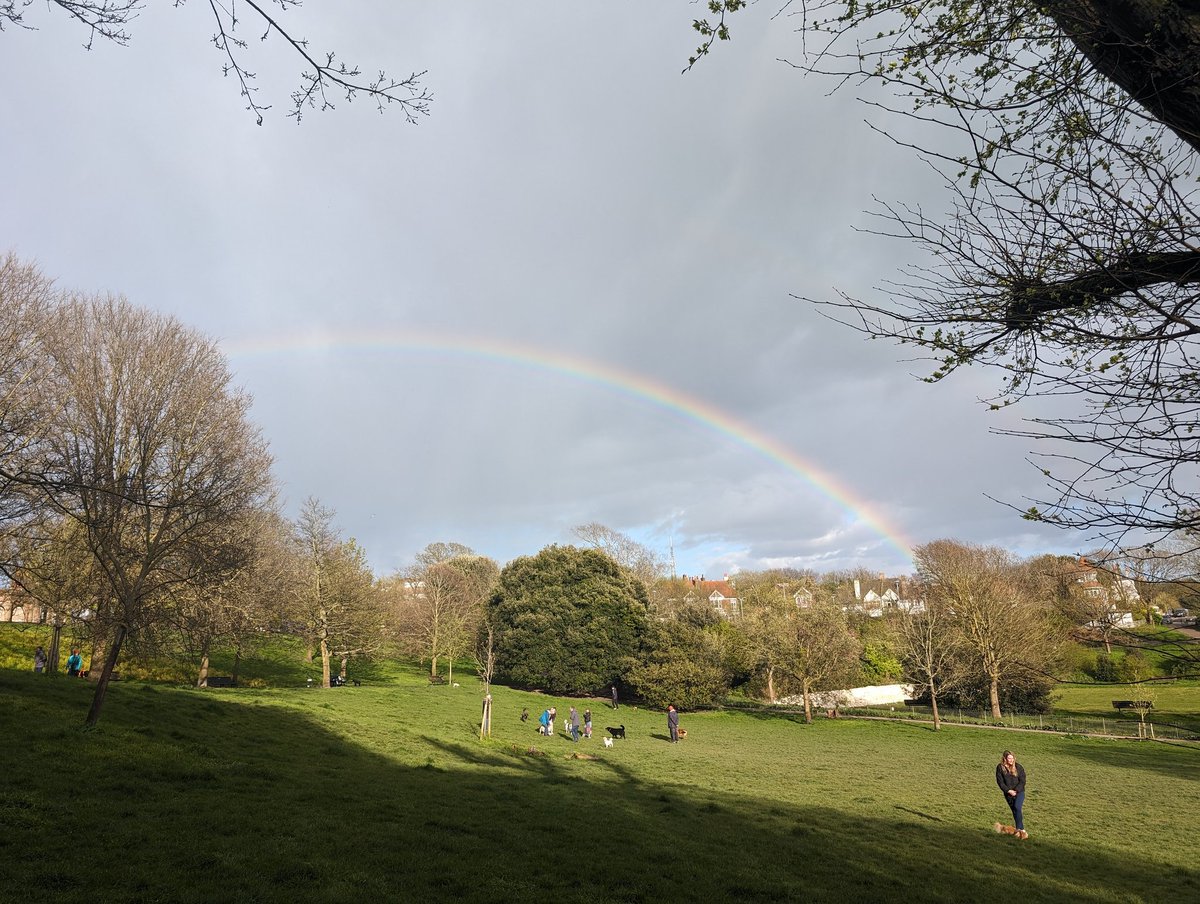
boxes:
[0,2,1086,578]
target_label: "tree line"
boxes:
[6,254,1194,728]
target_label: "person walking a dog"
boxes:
[538,708,551,736]
[667,704,679,743]
[995,750,1028,838]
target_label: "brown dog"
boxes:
[994,822,1029,840]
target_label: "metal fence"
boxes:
[838,703,1200,741]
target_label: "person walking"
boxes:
[611,684,619,710]
[33,646,47,674]
[583,708,592,739]
[66,648,83,677]
[995,750,1028,838]
[569,706,580,742]
[667,704,680,743]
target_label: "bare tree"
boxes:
[33,294,273,726]
[287,498,382,688]
[171,505,281,687]
[389,546,497,681]
[571,522,666,589]
[777,601,861,723]
[895,595,961,730]
[0,255,57,558]
[915,540,1060,720]
[0,1,431,124]
[694,3,1200,551]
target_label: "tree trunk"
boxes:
[87,633,109,682]
[1044,1,1200,156]
[84,623,127,728]
[430,652,439,679]
[197,644,211,688]
[802,684,813,724]
[231,647,242,686]
[989,675,1002,721]
[448,658,453,685]
[766,665,776,704]
[930,685,941,731]
[305,647,314,663]
[320,637,332,688]
[339,656,348,681]
[48,621,62,674]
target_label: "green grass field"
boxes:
[3,637,1199,904]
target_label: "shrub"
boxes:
[627,620,733,710]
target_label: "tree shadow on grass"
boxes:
[2,671,1197,904]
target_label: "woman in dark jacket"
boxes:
[995,750,1028,837]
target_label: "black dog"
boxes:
[606,725,626,740]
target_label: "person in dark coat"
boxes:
[569,706,580,741]
[995,750,1028,837]
[667,704,679,743]
[611,684,619,710]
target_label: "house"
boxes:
[680,575,741,619]
[849,576,924,617]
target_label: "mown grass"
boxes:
[4,650,1199,903]
[1054,682,1200,731]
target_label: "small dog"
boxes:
[603,737,614,748]
[994,823,1028,840]
[607,725,626,740]
[676,728,687,739]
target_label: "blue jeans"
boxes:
[1005,791,1025,831]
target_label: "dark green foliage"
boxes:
[487,545,649,694]
[942,673,1055,715]
[628,620,733,710]
[1092,652,1118,682]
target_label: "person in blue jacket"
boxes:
[996,750,1028,837]
[538,709,550,736]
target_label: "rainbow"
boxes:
[224,328,915,563]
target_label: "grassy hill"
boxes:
[3,645,1198,903]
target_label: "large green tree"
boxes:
[487,545,649,695]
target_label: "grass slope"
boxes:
[3,663,1198,903]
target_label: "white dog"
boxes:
[603,736,614,748]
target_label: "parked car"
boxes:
[1163,608,1196,626]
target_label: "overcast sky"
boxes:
[0,2,1085,578]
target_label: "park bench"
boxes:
[428,675,447,685]
[205,676,236,688]
[1112,700,1153,711]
